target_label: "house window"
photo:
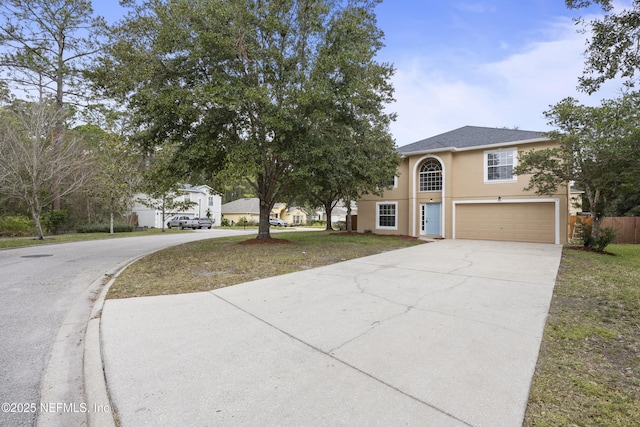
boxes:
[376,202,398,230]
[293,215,303,224]
[419,159,442,192]
[379,176,398,189]
[208,196,214,206]
[485,148,517,182]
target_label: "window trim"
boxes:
[484,148,518,183]
[376,201,398,230]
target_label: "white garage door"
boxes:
[455,202,556,243]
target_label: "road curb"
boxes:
[83,255,149,427]
[83,271,118,427]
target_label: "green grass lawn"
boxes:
[106,231,423,299]
[0,227,189,249]
[524,244,640,425]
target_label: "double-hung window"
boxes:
[376,202,398,230]
[485,148,517,182]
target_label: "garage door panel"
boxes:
[456,203,555,243]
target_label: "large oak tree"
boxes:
[90,0,397,239]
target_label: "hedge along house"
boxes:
[357,126,569,244]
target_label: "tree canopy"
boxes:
[0,0,103,107]
[514,94,640,242]
[90,0,397,239]
[0,100,93,238]
[566,0,640,92]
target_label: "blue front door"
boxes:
[421,203,441,235]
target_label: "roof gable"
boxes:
[398,126,547,155]
[221,198,260,214]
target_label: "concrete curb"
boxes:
[83,271,118,427]
[83,255,150,427]
[37,257,142,427]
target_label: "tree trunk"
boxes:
[110,211,115,234]
[29,207,45,240]
[345,197,353,232]
[324,202,333,231]
[257,198,272,239]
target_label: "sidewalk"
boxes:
[100,239,562,426]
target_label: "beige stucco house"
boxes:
[357,126,569,244]
[221,198,309,225]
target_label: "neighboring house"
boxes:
[283,206,310,225]
[314,200,358,224]
[221,198,261,224]
[357,126,569,244]
[570,187,585,215]
[134,184,222,228]
[221,198,309,225]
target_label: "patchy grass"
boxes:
[524,244,640,426]
[106,231,423,299]
[0,228,186,249]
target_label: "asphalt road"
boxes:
[0,228,256,427]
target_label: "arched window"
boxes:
[419,159,442,192]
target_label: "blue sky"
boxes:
[372,1,630,146]
[93,1,628,146]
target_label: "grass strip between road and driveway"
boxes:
[106,231,423,299]
[524,244,640,425]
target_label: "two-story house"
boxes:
[134,184,222,229]
[357,126,569,244]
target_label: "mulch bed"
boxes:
[566,245,615,256]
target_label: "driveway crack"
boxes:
[209,292,474,427]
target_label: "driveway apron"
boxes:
[101,239,562,426]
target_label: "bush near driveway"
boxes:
[525,245,640,425]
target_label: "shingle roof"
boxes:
[398,126,547,154]
[221,198,260,214]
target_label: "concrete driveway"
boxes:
[101,239,562,426]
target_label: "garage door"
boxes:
[455,202,555,243]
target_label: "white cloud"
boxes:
[388,16,623,147]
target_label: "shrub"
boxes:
[220,218,230,227]
[0,215,36,237]
[42,209,68,234]
[595,226,617,252]
[582,222,617,251]
[77,223,135,233]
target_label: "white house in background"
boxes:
[314,200,358,225]
[133,184,222,228]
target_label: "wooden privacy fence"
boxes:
[602,217,640,244]
[570,216,640,244]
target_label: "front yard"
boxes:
[525,244,640,425]
[106,231,423,299]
